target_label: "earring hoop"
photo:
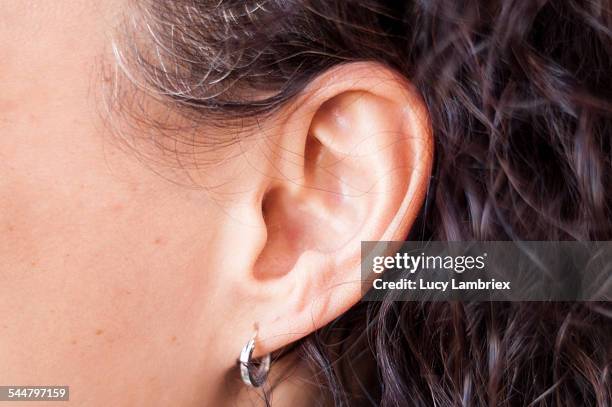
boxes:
[238,329,271,387]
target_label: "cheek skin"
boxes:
[0,2,236,404]
[0,167,226,405]
[0,66,251,405]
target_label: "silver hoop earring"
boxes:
[238,329,271,388]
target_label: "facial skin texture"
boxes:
[0,1,433,406]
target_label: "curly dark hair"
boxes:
[111,0,612,405]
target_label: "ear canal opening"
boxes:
[252,187,302,280]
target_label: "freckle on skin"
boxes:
[95,329,104,336]
[153,237,165,245]
[171,335,177,343]
[28,113,40,124]
[7,225,14,232]
[71,339,78,345]
[110,203,124,212]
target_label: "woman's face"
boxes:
[0,1,432,405]
[0,2,252,405]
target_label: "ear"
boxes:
[239,62,433,356]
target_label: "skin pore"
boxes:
[0,1,432,406]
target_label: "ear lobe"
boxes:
[248,63,433,356]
